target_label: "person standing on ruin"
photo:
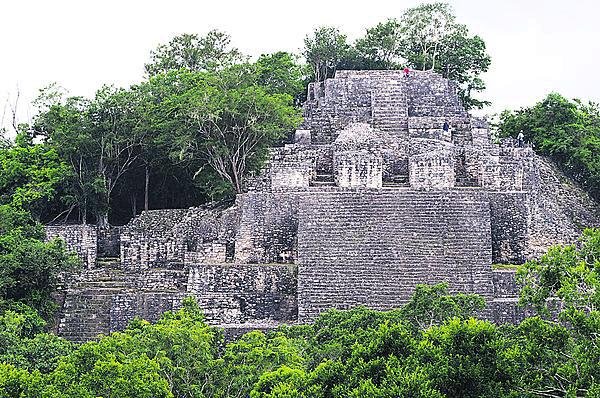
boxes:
[443,119,451,140]
[517,130,525,148]
[403,67,410,78]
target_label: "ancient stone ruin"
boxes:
[47,70,600,341]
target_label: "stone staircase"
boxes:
[372,78,408,136]
[58,266,129,342]
[310,173,335,187]
[297,190,494,321]
[383,173,410,187]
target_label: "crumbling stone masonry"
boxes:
[47,70,600,341]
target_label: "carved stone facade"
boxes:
[47,70,600,341]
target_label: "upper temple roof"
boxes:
[302,69,469,144]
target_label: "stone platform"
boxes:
[46,70,600,341]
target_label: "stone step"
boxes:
[382,182,411,188]
[315,174,334,182]
[385,174,409,184]
[310,181,336,187]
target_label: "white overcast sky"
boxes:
[1,0,599,132]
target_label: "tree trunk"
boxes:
[132,194,137,217]
[144,165,150,212]
[98,213,109,228]
[82,198,87,225]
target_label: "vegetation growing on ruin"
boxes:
[303,3,491,109]
[0,139,79,320]
[498,93,600,202]
[1,3,600,394]
[0,2,494,226]
[0,230,599,397]
[31,59,301,226]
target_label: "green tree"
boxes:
[34,87,147,225]
[303,26,351,82]
[419,318,510,397]
[398,3,457,72]
[166,67,301,193]
[354,19,404,70]
[0,205,79,318]
[0,132,69,220]
[255,52,308,101]
[517,228,600,317]
[398,2,491,109]
[145,30,243,76]
[43,298,215,398]
[0,363,43,398]
[32,93,99,223]
[215,331,304,398]
[399,283,485,330]
[0,304,73,373]
[512,229,600,396]
[436,26,491,108]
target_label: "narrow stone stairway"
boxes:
[372,78,408,135]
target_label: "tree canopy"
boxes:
[301,2,491,109]
[0,147,79,320]
[25,52,302,225]
[145,30,244,76]
[303,27,351,83]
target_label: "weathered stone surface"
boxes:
[409,149,456,189]
[45,225,97,268]
[48,70,600,341]
[296,190,493,321]
[187,263,297,324]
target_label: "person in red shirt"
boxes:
[403,67,410,77]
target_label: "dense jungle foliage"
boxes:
[0,228,599,397]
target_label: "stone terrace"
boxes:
[47,70,600,341]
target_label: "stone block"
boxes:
[334,150,383,188]
[409,149,456,189]
[45,225,98,268]
[294,129,312,145]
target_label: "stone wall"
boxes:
[409,149,456,189]
[297,190,494,321]
[187,264,297,324]
[234,192,299,264]
[45,225,97,268]
[120,204,238,270]
[58,260,297,342]
[406,71,467,118]
[58,266,188,342]
[492,269,520,298]
[269,145,316,190]
[334,150,383,188]
[490,270,534,324]
[489,192,529,264]
[525,155,600,258]
[97,226,121,258]
[120,209,188,270]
